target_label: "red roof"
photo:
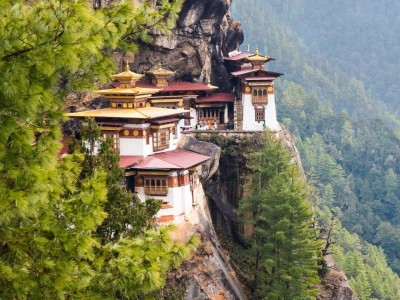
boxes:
[224,53,252,61]
[231,69,283,77]
[132,149,210,170]
[120,156,143,168]
[195,93,235,104]
[152,118,180,125]
[231,69,258,76]
[245,77,277,81]
[136,81,214,92]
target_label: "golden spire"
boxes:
[255,47,259,55]
[112,57,143,88]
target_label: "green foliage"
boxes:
[92,229,200,299]
[275,82,400,297]
[332,223,400,299]
[75,118,161,242]
[258,0,400,119]
[238,133,321,299]
[0,0,194,298]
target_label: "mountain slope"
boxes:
[231,0,400,126]
[259,0,400,118]
[231,0,400,298]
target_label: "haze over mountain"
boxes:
[232,0,400,125]
[261,0,400,119]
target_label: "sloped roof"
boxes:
[129,149,210,170]
[65,107,186,119]
[195,93,235,104]
[245,77,277,81]
[231,69,283,77]
[224,53,252,61]
[120,156,143,168]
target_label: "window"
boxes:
[184,112,191,126]
[153,128,170,151]
[255,107,265,122]
[189,172,198,192]
[251,87,268,104]
[102,131,120,151]
[144,176,168,195]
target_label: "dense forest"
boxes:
[262,0,400,119]
[231,0,400,298]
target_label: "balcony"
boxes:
[145,186,168,196]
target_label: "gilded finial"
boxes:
[255,47,259,55]
[125,60,130,71]
[246,44,250,52]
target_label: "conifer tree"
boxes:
[239,132,321,299]
[76,118,161,241]
[0,1,191,298]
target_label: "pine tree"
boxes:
[0,1,190,298]
[238,132,321,299]
[76,118,161,241]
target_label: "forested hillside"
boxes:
[259,0,400,119]
[231,0,400,298]
[232,0,400,126]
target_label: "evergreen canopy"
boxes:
[238,132,321,299]
[0,1,195,298]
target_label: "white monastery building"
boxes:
[65,48,282,222]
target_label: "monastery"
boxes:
[66,47,282,223]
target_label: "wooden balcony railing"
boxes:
[145,186,168,196]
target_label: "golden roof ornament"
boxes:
[246,47,271,63]
[145,62,175,87]
[145,63,175,76]
[112,60,143,88]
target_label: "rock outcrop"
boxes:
[318,256,358,300]
[178,135,221,180]
[132,0,243,92]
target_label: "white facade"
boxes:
[241,93,280,131]
[119,120,186,157]
[135,169,202,222]
[264,94,280,131]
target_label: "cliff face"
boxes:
[132,0,243,92]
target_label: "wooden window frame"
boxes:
[255,107,265,122]
[144,175,168,196]
[252,87,268,104]
[152,128,170,151]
